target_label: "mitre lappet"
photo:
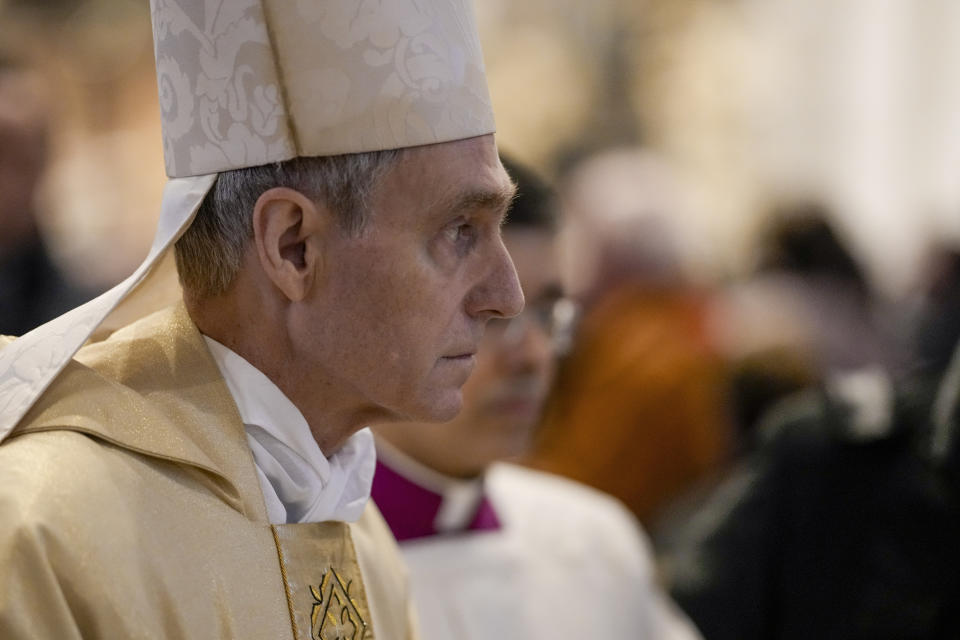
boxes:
[0,0,495,442]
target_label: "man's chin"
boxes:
[429,393,464,423]
[394,389,464,424]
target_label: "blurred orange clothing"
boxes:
[527,284,733,526]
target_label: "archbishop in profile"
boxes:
[0,1,524,638]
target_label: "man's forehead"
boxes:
[391,136,516,218]
[445,178,517,219]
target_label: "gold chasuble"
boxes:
[0,304,417,640]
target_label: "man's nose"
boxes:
[468,239,525,320]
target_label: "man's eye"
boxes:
[445,222,476,246]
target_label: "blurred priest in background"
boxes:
[372,155,702,640]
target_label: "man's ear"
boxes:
[251,187,330,302]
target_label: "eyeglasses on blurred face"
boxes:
[485,293,579,354]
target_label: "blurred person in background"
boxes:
[713,205,907,450]
[371,155,701,640]
[527,148,734,530]
[751,205,906,377]
[910,245,960,378]
[667,207,960,639]
[669,349,960,639]
[0,56,97,335]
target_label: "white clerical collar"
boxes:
[374,437,486,533]
[202,336,375,525]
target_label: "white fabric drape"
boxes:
[203,336,375,524]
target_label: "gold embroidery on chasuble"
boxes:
[272,523,374,640]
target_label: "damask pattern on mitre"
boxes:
[151,0,495,178]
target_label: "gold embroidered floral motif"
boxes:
[309,570,368,640]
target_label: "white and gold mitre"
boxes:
[0,0,495,442]
[153,0,494,177]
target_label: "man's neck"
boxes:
[186,293,369,454]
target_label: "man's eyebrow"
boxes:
[447,179,518,218]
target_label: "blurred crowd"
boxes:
[2,2,960,639]
[521,149,960,638]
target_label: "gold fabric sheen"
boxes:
[0,305,416,639]
[273,523,373,639]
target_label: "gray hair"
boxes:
[175,149,401,298]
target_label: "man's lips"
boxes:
[442,345,478,359]
[440,352,477,373]
[442,353,476,361]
